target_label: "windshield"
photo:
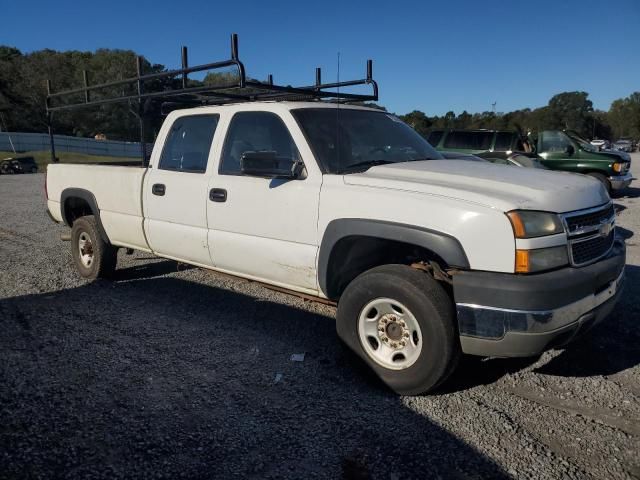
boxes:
[292,108,443,174]
[566,131,597,152]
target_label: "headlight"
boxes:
[515,246,568,273]
[506,211,564,238]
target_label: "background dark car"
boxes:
[476,151,547,169]
[426,129,533,154]
[612,138,634,152]
[439,151,488,162]
[440,150,546,169]
[0,156,38,174]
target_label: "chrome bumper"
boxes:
[609,172,633,190]
[457,267,625,357]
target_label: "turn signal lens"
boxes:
[515,246,568,273]
[612,162,626,173]
[515,250,530,273]
[507,212,526,238]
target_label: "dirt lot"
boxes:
[1,159,639,479]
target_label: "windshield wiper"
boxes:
[339,159,395,173]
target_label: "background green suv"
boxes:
[427,128,632,194]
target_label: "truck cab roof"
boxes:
[165,101,384,116]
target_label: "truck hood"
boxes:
[600,149,632,162]
[343,160,609,213]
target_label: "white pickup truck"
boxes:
[46,102,626,394]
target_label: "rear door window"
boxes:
[443,131,493,150]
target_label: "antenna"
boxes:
[336,52,341,170]
[491,101,497,113]
[337,52,341,94]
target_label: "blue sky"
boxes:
[3,0,639,115]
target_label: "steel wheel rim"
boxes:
[357,297,422,371]
[78,232,94,268]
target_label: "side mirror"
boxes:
[240,151,303,179]
[565,145,575,156]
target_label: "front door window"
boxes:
[540,131,571,153]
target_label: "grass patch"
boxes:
[0,151,139,168]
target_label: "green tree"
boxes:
[0,46,166,141]
[608,92,640,140]
[399,110,432,136]
[546,91,593,135]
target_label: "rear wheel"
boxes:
[587,172,612,196]
[336,264,460,395]
[70,215,117,280]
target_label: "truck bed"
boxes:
[47,163,150,251]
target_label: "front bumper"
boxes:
[609,172,633,190]
[453,238,626,357]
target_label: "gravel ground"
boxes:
[1,158,639,479]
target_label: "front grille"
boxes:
[565,204,615,235]
[570,231,614,265]
[562,203,615,266]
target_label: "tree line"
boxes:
[399,91,640,142]
[1,46,639,143]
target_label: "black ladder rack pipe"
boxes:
[44,33,379,165]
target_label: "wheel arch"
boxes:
[318,219,470,300]
[60,188,111,244]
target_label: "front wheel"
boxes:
[336,264,460,395]
[70,215,117,280]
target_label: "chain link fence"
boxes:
[0,132,152,158]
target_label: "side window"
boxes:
[493,132,513,151]
[540,131,570,153]
[159,115,219,173]
[427,130,444,147]
[220,111,301,175]
[443,131,493,150]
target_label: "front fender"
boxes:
[317,218,469,298]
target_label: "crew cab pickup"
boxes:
[46,102,626,394]
[533,130,633,194]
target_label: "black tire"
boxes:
[336,264,460,395]
[30,167,38,173]
[587,172,612,196]
[70,215,117,280]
